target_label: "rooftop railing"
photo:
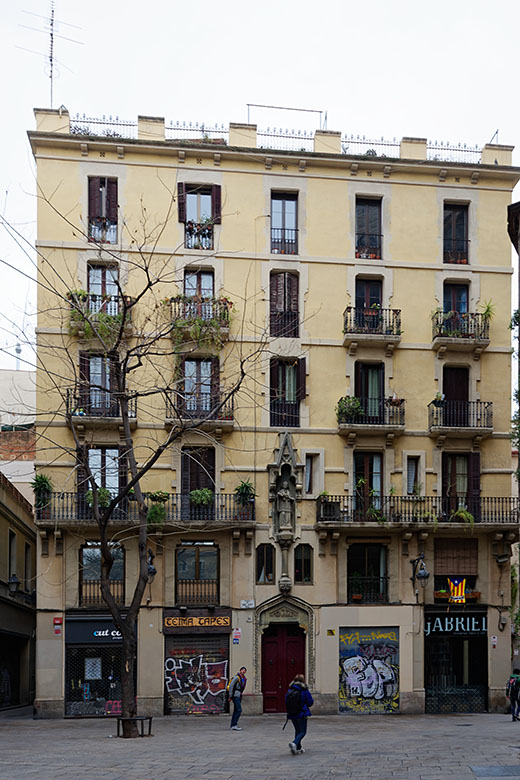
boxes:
[70,114,137,138]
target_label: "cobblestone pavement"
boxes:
[2,712,520,780]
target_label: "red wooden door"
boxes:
[261,624,305,712]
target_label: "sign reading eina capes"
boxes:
[164,615,231,629]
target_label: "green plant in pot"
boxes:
[234,479,256,506]
[31,473,53,509]
[189,488,214,506]
[336,396,363,423]
[85,487,112,509]
[449,506,475,529]
[146,490,169,526]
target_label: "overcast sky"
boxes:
[2,0,519,370]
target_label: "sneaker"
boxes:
[231,725,242,731]
[297,748,305,754]
[289,742,297,754]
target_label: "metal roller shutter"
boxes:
[164,633,229,714]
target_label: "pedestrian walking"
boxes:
[229,666,247,731]
[285,673,313,754]
[506,667,520,721]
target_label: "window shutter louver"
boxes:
[270,274,280,316]
[296,358,306,401]
[177,182,186,222]
[118,446,128,494]
[442,452,450,496]
[270,359,279,401]
[210,357,220,407]
[288,273,299,312]
[181,449,191,494]
[76,445,89,494]
[88,177,101,220]
[469,452,481,498]
[106,179,118,223]
[211,185,222,224]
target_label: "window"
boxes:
[442,365,469,426]
[176,542,219,605]
[347,543,388,603]
[183,269,215,321]
[434,538,478,600]
[355,362,384,423]
[444,203,468,263]
[8,529,16,578]
[354,452,382,511]
[406,456,421,495]
[294,544,312,584]
[180,447,216,522]
[88,265,119,314]
[441,284,469,338]
[442,452,480,516]
[88,177,117,243]
[256,543,275,584]
[444,284,468,314]
[79,541,124,606]
[78,352,118,417]
[270,358,306,427]
[271,193,298,254]
[180,357,219,417]
[77,447,125,497]
[177,183,221,250]
[24,542,31,592]
[304,454,319,495]
[270,272,299,337]
[355,199,382,259]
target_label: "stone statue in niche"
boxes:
[274,465,296,534]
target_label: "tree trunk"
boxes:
[120,625,138,738]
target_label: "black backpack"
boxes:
[510,676,520,700]
[286,686,303,717]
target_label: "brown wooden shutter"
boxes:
[118,446,128,494]
[177,182,186,222]
[288,273,299,312]
[211,185,222,224]
[296,358,306,401]
[210,357,220,406]
[270,273,285,313]
[469,452,481,498]
[435,539,478,575]
[78,351,89,409]
[354,362,362,397]
[106,179,118,223]
[270,359,279,401]
[76,445,88,494]
[181,448,191,494]
[88,177,101,219]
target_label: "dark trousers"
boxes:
[230,695,242,727]
[511,697,520,719]
[290,716,307,749]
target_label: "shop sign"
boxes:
[424,614,487,636]
[66,618,123,644]
[232,628,241,644]
[164,615,231,629]
[163,608,233,634]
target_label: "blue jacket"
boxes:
[286,682,314,718]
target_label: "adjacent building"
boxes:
[29,109,520,718]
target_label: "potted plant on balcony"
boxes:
[336,396,363,423]
[234,479,256,521]
[449,506,475,529]
[31,473,53,518]
[432,392,445,408]
[85,487,112,510]
[189,488,214,506]
[146,490,169,527]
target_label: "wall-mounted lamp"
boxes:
[496,553,510,566]
[147,549,157,583]
[7,574,20,596]
[410,553,430,589]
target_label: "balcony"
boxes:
[35,492,255,528]
[428,399,493,446]
[336,396,405,446]
[66,389,137,427]
[170,296,231,349]
[176,579,219,606]
[431,311,489,359]
[79,578,124,607]
[348,576,389,604]
[88,217,117,244]
[355,233,382,259]
[443,238,469,264]
[185,220,214,250]
[271,228,298,255]
[165,391,234,433]
[68,293,133,340]
[270,399,300,428]
[316,495,519,529]
[343,306,402,356]
[270,311,299,339]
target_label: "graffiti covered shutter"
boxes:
[164,634,229,714]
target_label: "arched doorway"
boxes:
[261,623,305,712]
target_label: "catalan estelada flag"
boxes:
[448,577,466,604]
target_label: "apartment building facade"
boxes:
[29,109,519,718]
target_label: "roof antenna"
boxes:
[488,129,499,145]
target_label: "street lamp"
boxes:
[7,574,20,596]
[147,549,157,583]
[410,553,430,589]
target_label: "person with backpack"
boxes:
[506,668,520,721]
[229,667,247,730]
[285,673,314,754]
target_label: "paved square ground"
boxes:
[2,711,520,780]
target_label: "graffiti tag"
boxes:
[341,655,398,700]
[165,654,228,705]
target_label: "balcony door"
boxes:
[184,269,214,319]
[87,265,119,314]
[354,452,382,514]
[355,362,384,422]
[442,452,480,518]
[443,365,468,426]
[181,447,215,521]
[355,279,382,331]
[347,543,388,603]
[79,352,117,416]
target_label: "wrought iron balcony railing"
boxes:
[343,307,401,336]
[185,221,214,250]
[271,228,298,255]
[88,217,117,244]
[170,296,231,329]
[68,294,133,338]
[443,238,469,264]
[337,397,405,426]
[432,311,489,341]
[270,399,300,428]
[428,400,493,429]
[36,492,255,526]
[79,578,124,607]
[347,576,389,604]
[355,233,382,259]
[270,311,299,338]
[316,495,518,525]
[66,389,137,419]
[176,578,219,606]
[166,391,234,423]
